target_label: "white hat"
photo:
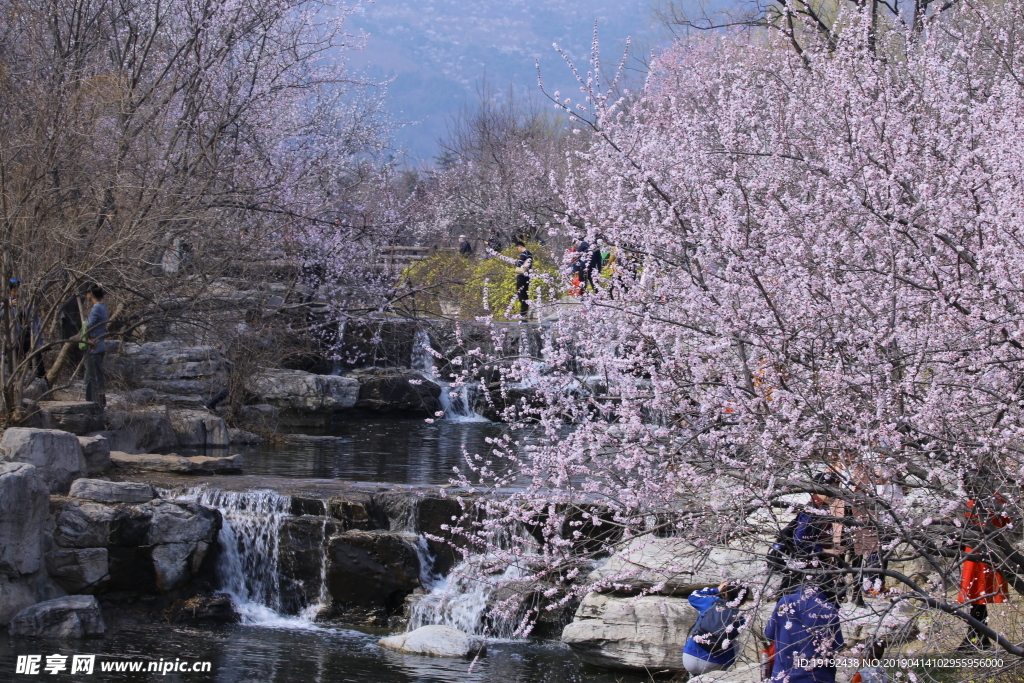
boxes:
[459,234,467,239]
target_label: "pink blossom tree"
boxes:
[443,1,1024,659]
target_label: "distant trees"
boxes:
[0,0,388,418]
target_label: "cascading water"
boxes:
[177,488,324,629]
[411,329,488,422]
[408,522,538,639]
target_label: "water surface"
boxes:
[1,623,649,683]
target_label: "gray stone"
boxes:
[77,435,111,475]
[167,410,229,448]
[69,479,156,504]
[46,548,109,592]
[147,501,217,545]
[0,575,40,624]
[587,538,768,590]
[9,595,106,638]
[561,592,697,671]
[326,531,421,608]
[103,410,178,453]
[0,428,87,493]
[246,369,359,413]
[0,462,49,575]
[237,404,280,429]
[107,342,227,397]
[151,543,195,591]
[355,372,441,414]
[52,502,122,549]
[228,428,261,445]
[109,451,242,474]
[37,401,104,435]
[378,625,485,658]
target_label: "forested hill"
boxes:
[346,0,662,160]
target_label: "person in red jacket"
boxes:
[957,497,1010,650]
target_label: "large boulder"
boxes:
[37,401,104,435]
[0,575,41,625]
[246,369,359,413]
[8,595,105,638]
[0,462,49,575]
[378,625,485,658]
[102,410,179,453]
[69,479,156,504]
[167,410,230,448]
[560,592,697,671]
[0,428,87,493]
[587,538,768,593]
[326,531,421,611]
[77,435,111,475]
[107,342,228,398]
[278,516,341,614]
[45,549,109,593]
[355,372,442,415]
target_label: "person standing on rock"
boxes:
[82,285,108,409]
[513,241,532,319]
[682,580,749,676]
[764,582,844,683]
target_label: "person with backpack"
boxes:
[682,580,749,676]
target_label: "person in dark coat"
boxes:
[683,581,749,675]
[765,583,845,683]
[458,235,473,257]
[513,241,532,319]
[83,285,109,408]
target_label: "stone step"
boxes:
[110,451,242,474]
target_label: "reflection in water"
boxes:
[0,624,646,683]
[239,418,508,484]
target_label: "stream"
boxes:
[3,419,648,682]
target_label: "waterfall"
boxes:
[407,523,537,639]
[411,329,488,422]
[177,488,325,629]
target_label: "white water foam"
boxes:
[177,488,327,630]
[411,329,489,422]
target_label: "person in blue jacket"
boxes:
[765,583,845,683]
[683,580,749,676]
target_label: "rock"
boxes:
[0,428,87,493]
[69,479,156,504]
[587,538,768,593]
[8,595,106,638]
[278,516,341,613]
[246,369,360,413]
[378,625,485,658]
[45,549,109,592]
[689,663,763,683]
[0,462,49,575]
[77,435,111,475]
[481,385,538,422]
[109,451,242,474]
[355,372,441,414]
[237,404,280,430]
[53,502,133,548]
[326,531,421,610]
[103,410,179,453]
[560,592,697,671]
[37,401,104,435]
[0,575,41,624]
[151,543,198,591]
[168,410,230,448]
[229,428,261,445]
[166,594,237,624]
[147,500,218,545]
[107,342,228,398]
